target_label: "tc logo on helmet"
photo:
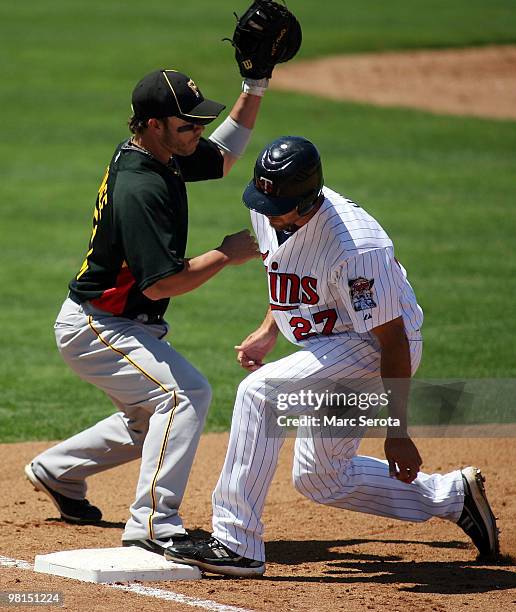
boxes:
[258,176,273,194]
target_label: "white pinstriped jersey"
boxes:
[250,186,423,346]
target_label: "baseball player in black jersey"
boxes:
[23,11,300,553]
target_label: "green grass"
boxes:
[1,1,515,441]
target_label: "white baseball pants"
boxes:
[212,330,465,562]
[31,297,211,541]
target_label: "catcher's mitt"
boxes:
[228,0,302,79]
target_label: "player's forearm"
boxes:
[143,250,229,300]
[230,92,263,129]
[213,92,263,176]
[257,305,279,336]
[381,339,411,435]
[372,317,412,435]
[235,305,279,370]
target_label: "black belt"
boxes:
[68,293,164,324]
[132,313,165,324]
[68,292,82,306]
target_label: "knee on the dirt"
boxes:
[292,469,330,504]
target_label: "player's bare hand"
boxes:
[218,230,260,265]
[384,435,422,484]
[235,328,278,371]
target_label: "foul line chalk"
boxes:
[108,583,252,611]
[0,555,32,570]
[0,555,252,612]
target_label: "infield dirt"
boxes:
[1,435,515,611]
[272,45,516,120]
[1,46,515,611]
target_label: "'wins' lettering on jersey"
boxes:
[268,262,319,309]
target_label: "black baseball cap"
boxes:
[131,69,226,125]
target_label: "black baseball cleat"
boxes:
[164,536,265,577]
[123,533,193,556]
[457,466,499,557]
[24,463,102,524]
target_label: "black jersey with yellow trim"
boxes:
[69,137,223,320]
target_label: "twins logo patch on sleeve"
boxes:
[348,277,377,311]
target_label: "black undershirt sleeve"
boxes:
[176,137,224,182]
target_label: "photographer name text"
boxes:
[277,415,400,428]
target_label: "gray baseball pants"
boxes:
[31,297,211,541]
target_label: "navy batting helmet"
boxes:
[242,136,323,216]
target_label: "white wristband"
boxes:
[242,77,269,97]
[209,116,253,158]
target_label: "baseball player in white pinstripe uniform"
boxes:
[166,136,499,576]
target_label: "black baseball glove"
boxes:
[228,0,302,79]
